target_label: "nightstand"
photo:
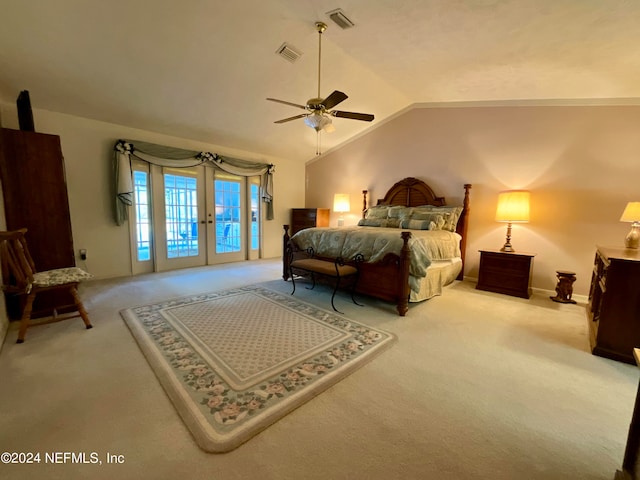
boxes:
[290,208,330,235]
[476,250,535,298]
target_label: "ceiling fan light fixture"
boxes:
[304,113,332,131]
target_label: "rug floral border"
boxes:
[121,285,395,452]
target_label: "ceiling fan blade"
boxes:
[274,113,308,124]
[266,98,307,109]
[321,90,348,110]
[331,111,375,122]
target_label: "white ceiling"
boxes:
[1,0,639,162]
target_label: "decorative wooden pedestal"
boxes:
[550,270,577,304]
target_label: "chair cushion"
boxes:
[32,267,93,288]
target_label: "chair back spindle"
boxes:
[0,228,37,294]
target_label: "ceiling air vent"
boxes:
[326,8,355,29]
[276,43,302,63]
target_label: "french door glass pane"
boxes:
[250,183,259,250]
[165,173,199,258]
[215,179,241,253]
[133,170,151,261]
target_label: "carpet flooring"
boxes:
[0,259,638,480]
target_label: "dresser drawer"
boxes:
[290,208,330,235]
[292,209,317,223]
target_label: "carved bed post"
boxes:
[397,231,412,316]
[456,184,472,281]
[283,225,291,281]
[362,190,368,218]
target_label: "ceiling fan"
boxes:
[267,21,374,136]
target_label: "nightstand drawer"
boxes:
[477,250,535,298]
[482,255,530,273]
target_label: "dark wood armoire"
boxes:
[0,127,76,318]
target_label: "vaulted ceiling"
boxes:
[1,0,638,162]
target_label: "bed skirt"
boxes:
[410,258,462,302]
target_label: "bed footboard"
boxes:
[282,225,412,316]
[283,224,292,281]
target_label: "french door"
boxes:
[129,162,261,274]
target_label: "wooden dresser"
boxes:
[615,349,640,480]
[476,249,535,298]
[0,128,76,318]
[290,208,330,236]
[587,246,640,364]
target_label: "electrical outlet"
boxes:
[79,249,87,260]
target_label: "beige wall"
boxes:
[0,103,305,282]
[305,104,640,296]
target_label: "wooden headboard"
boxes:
[362,177,472,280]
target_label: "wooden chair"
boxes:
[0,228,93,343]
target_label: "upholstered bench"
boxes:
[289,254,363,313]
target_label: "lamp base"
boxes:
[500,222,514,252]
[625,224,640,249]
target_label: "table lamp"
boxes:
[620,202,640,249]
[333,193,350,227]
[495,190,530,252]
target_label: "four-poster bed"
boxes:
[283,177,472,316]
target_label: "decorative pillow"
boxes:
[403,211,446,230]
[386,206,411,219]
[413,205,463,232]
[358,218,382,227]
[358,218,400,228]
[364,205,389,219]
[401,219,436,230]
[385,217,401,228]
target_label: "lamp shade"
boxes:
[333,194,350,213]
[495,190,530,223]
[620,202,640,222]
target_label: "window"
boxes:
[164,173,199,258]
[133,171,151,262]
[215,178,241,254]
[250,182,260,251]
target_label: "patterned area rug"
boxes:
[120,285,395,453]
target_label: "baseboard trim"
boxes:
[461,276,588,304]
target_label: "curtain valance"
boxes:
[114,139,274,225]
